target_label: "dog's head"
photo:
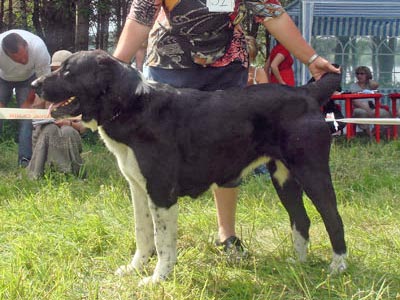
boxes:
[32,49,148,130]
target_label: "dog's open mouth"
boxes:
[49,96,81,118]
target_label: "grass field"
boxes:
[0,134,399,300]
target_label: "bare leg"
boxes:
[213,187,238,242]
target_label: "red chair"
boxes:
[389,93,400,139]
[380,104,393,139]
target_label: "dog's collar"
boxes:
[104,110,121,125]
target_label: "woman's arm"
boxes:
[270,53,286,84]
[263,12,340,80]
[113,19,152,63]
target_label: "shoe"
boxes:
[253,164,268,175]
[19,157,30,168]
[215,236,248,260]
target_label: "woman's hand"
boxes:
[308,56,340,80]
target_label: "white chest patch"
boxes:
[82,119,98,132]
[98,127,147,191]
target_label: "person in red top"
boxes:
[265,41,295,86]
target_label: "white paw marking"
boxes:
[329,253,347,274]
[292,224,308,262]
[115,264,136,277]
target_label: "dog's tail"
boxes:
[306,72,342,106]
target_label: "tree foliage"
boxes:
[0,0,133,55]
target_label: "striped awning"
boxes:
[287,0,400,37]
[285,0,400,84]
[290,16,400,37]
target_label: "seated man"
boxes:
[27,50,87,179]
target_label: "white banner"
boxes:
[0,108,50,119]
[0,108,80,120]
[328,118,400,125]
[0,108,398,125]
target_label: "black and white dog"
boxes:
[33,50,347,285]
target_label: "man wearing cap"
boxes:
[50,50,72,70]
[0,29,51,167]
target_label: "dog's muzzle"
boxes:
[31,77,44,95]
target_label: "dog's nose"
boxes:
[31,77,40,88]
[31,77,43,95]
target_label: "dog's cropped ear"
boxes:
[95,50,117,67]
[91,50,120,86]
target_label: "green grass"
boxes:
[0,135,400,299]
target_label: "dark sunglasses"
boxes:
[356,72,366,75]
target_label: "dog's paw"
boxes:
[115,252,151,276]
[329,253,347,274]
[138,275,165,286]
[115,264,137,276]
[286,257,302,264]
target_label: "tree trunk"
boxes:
[40,0,75,53]
[32,0,44,38]
[75,0,90,50]
[114,0,122,38]
[0,0,5,31]
[114,0,131,39]
[7,0,13,29]
[19,0,27,29]
[96,0,111,50]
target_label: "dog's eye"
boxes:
[63,70,71,77]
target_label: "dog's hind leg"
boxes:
[291,162,347,274]
[139,202,178,285]
[268,160,310,263]
[115,182,155,276]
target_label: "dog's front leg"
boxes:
[139,202,178,285]
[115,183,155,276]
